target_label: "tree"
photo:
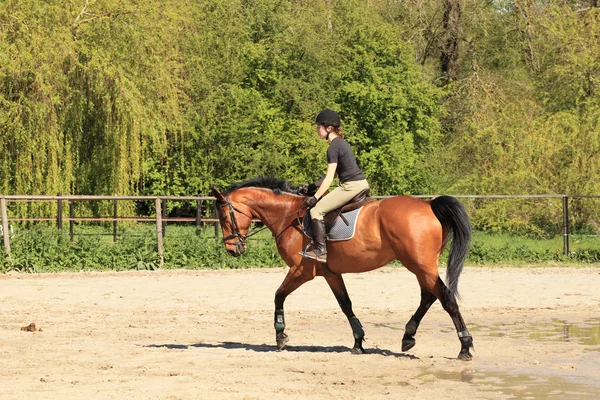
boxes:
[440,0,462,85]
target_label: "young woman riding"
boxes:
[302,109,370,263]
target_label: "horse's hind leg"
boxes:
[436,277,473,360]
[422,275,473,360]
[402,287,437,352]
[324,274,366,354]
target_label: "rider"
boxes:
[301,109,370,263]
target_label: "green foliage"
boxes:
[0,225,286,273]
[2,225,599,273]
[418,1,600,231]
[1,225,160,272]
[162,226,285,269]
[1,0,600,237]
[332,2,443,194]
[466,231,600,265]
[535,5,600,112]
[1,0,442,202]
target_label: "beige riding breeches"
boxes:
[309,179,370,221]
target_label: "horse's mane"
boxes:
[224,176,301,195]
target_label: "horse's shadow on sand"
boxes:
[144,342,418,359]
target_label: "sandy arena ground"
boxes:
[1,266,600,399]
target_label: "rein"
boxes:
[219,195,306,250]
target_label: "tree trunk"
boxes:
[440,0,462,85]
[513,0,537,72]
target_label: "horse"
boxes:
[211,177,474,360]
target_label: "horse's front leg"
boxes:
[324,274,366,354]
[274,267,315,350]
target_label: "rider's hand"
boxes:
[304,196,318,207]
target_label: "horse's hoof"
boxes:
[457,351,473,361]
[351,346,366,354]
[402,338,416,352]
[276,333,289,350]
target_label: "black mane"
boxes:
[224,176,301,195]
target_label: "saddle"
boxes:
[300,189,373,272]
[322,189,372,231]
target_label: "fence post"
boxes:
[563,196,570,256]
[155,198,164,268]
[196,199,202,234]
[161,198,167,238]
[113,197,118,243]
[1,198,11,261]
[57,193,63,230]
[214,200,219,239]
[69,201,75,242]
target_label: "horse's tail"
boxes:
[430,196,471,300]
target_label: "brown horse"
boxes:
[211,177,473,360]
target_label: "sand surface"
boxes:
[1,266,600,399]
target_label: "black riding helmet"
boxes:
[314,109,341,127]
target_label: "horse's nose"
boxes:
[227,249,240,257]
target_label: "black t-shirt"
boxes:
[327,138,365,183]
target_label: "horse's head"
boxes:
[211,185,254,257]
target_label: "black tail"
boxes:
[430,196,471,299]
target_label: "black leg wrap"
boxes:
[405,318,418,336]
[457,330,474,361]
[458,330,473,348]
[349,316,364,340]
[401,317,419,352]
[349,316,366,354]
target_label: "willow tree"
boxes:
[1,1,73,196]
[1,1,196,196]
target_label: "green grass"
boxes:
[1,224,599,273]
[1,224,286,273]
[466,231,600,265]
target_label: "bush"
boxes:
[0,225,284,273]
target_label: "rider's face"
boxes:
[316,124,329,140]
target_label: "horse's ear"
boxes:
[211,185,226,202]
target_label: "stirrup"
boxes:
[301,251,327,263]
[299,243,327,263]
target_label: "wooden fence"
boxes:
[0,195,216,268]
[1,194,599,267]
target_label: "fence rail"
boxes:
[2,194,599,266]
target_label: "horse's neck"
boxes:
[240,189,302,234]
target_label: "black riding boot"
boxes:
[303,219,327,263]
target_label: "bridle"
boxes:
[218,195,252,254]
[218,194,306,253]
